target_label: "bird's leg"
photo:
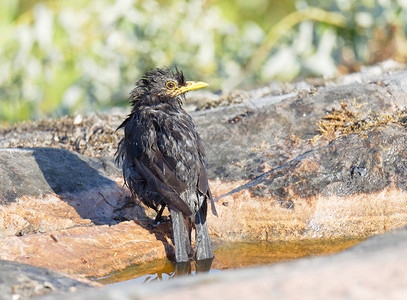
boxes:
[153,204,166,224]
[194,201,214,261]
[170,209,191,262]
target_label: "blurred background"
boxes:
[1,0,407,122]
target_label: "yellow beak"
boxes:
[174,81,209,96]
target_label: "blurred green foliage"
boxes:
[1,0,407,122]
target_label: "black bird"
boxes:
[116,67,217,262]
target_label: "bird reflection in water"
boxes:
[139,258,215,283]
[175,257,214,275]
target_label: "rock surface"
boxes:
[0,68,407,286]
[207,125,407,241]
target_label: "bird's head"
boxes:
[131,67,208,106]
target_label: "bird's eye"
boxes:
[166,81,176,90]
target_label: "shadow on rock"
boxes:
[31,147,128,225]
[33,147,116,194]
[33,147,178,260]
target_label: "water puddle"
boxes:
[93,237,363,285]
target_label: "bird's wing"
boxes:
[147,131,217,217]
[134,155,193,216]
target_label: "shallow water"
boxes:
[93,238,363,285]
